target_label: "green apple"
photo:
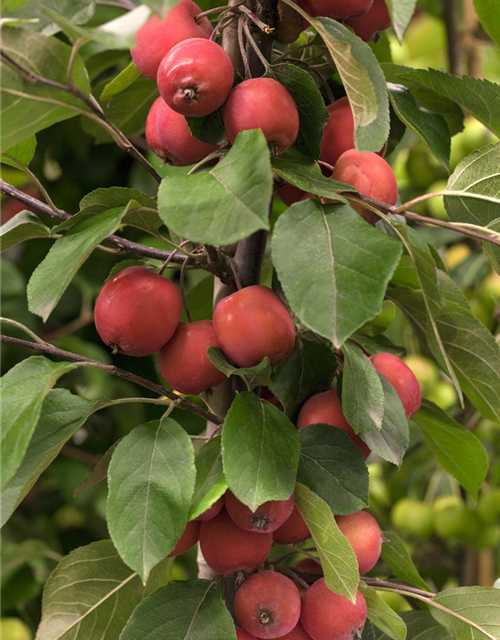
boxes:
[432,497,475,540]
[391,499,434,539]
[471,525,500,549]
[0,619,32,640]
[477,489,500,525]
[426,381,457,411]
[377,591,411,612]
[403,355,438,392]
[427,180,448,220]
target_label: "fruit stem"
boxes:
[239,5,275,33]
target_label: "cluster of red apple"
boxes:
[131,0,396,225]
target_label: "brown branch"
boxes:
[0,335,223,425]
[0,49,162,183]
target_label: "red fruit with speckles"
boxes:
[223,78,299,155]
[199,509,272,575]
[213,285,295,368]
[235,571,302,639]
[94,267,182,357]
[346,0,391,41]
[336,511,383,574]
[332,149,398,224]
[304,0,373,19]
[131,0,212,79]
[370,352,422,418]
[158,320,225,395]
[320,97,355,168]
[273,505,311,544]
[226,492,295,534]
[301,580,367,640]
[168,520,200,556]
[297,389,371,459]
[157,38,234,117]
[196,496,225,521]
[154,99,220,165]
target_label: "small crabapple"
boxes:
[225,492,295,534]
[234,571,302,639]
[336,511,383,574]
[158,320,225,395]
[131,0,212,79]
[213,285,295,367]
[320,97,355,167]
[168,520,200,556]
[304,0,373,20]
[157,38,234,117]
[199,509,272,575]
[273,505,311,544]
[94,266,182,357]
[346,0,391,41]
[370,352,422,418]
[196,496,225,522]
[223,78,299,155]
[297,389,371,459]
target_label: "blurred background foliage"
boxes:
[1,0,500,637]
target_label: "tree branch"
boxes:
[0,335,223,425]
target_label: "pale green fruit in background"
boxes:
[471,525,500,549]
[481,273,500,302]
[432,497,476,540]
[406,145,439,188]
[477,489,500,525]
[450,119,497,170]
[403,355,438,392]
[427,180,448,220]
[0,619,32,640]
[391,498,434,539]
[426,381,457,411]
[53,505,87,530]
[377,591,411,612]
[444,243,471,270]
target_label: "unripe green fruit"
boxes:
[477,489,500,525]
[426,381,458,411]
[433,502,473,540]
[377,591,411,613]
[471,525,500,549]
[0,618,32,640]
[403,355,438,392]
[391,499,434,539]
[427,180,448,220]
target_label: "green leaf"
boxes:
[388,84,450,169]
[284,4,390,153]
[1,538,57,586]
[445,143,500,226]
[484,218,500,274]
[187,109,226,146]
[399,68,500,138]
[1,134,37,166]
[189,436,227,521]
[298,424,369,515]
[268,63,328,159]
[381,530,432,593]
[100,62,141,102]
[360,584,407,640]
[207,347,272,389]
[1,357,83,488]
[120,580,237,640]
[0,27,90,149]
[222,392,300,511]
[414,401,488,500]
[158,130,273,246]
[384,0,417,42]
[295,483,359,602]
[431,587,500,640]
[272,200,402,348]
[272,151,350,202]
[341,343,384,434]
[36,540,143,640]
[75,440,120,497]
[3,0,95,35]
[1,388,93,526]
[107,418,196,582]
[269,338,337,419]
[359,300,396,337]
[474,0,500,47]
[392,612,453,640]
[27,206,126,321]
[360,376,409,466]
[1,210,51,251]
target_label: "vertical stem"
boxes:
[443,0,460,74]
[463,0,483,78]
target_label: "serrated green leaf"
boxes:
[100,62,141,103]
[158,130,273,246]
[189,436,227,521]
[474,0,500,47]
[207,347,272,389]
[381,530,432,593]
[272,200,402,348]
[360,584,407,640]
[222,392,300,511]
[3,0,95,35]
[1,210,51,251]
[295,483,359,602]
[107,418,196,582]
[431,587,500,640]
[384,0,417,42]
[1,134,37,167]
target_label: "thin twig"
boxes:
[363,578,433,598]
[222,251,243,290]
[2,154,61,215]
[0,335,223,424]
[242,20,271,70]
[196,4,235,21]
[238,16,252,79]
[239,5,274,34]
[180,258,193,322]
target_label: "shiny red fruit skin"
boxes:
[320,97,355,167]
[234,571,302,639]
[196,496,225,522]
[297,389,371,459]
[168,520,200,556]
[213,285,296,368]
[156,99,220,165]
[346,0,391,41]
[199,509,272,576]
[145,97,167,158]
[280,624,314,640]
[131,0,212,80]
[370,352,422,418]
[223,78,299,155]
[94,267,182,357]
[336,511,383,574]
[304,0,373,20]
[301,580,368,640]
[237,628,258,639]
[158,320,226,395]
[157,38,234,117]
[225,492,295,534]
[273,505,311,544]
